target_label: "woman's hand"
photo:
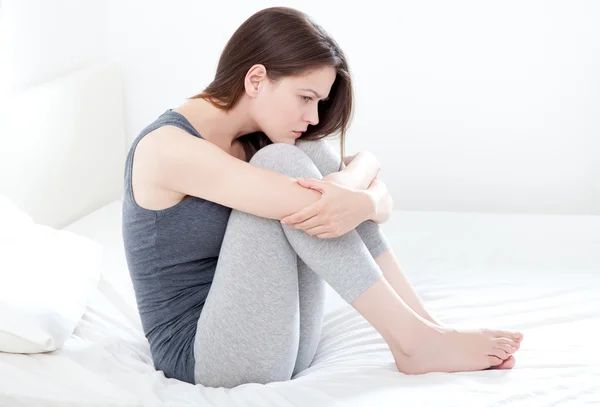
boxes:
[280,177,374,239]
[367,178,393,224]
[342,154,358,167]
[319,171,357,189]
[339,151,381,190]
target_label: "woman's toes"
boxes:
[489,355,516,370]
[487,329,510,338]
[493,338,518,353]
[487,355,504,367]
[490,348,510,360]
[494,342,516,355]
[490,330,522,342]
[494,337,518,346]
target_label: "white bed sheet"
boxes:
[1,200,599,407]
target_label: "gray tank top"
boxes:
[121,109,232,384]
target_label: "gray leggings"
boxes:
[193,139,391,388]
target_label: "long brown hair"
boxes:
[188,6,353,169]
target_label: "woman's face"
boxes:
[248,65,337,144]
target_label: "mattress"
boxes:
[1,200,599,407]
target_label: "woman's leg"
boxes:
[193,142,391,388]
[295,140,520,344]
[290,140,392,376]
[293,141,438,323]
[194,142,521,389]
[293,139,391,258]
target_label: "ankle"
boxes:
[389,317,441,356]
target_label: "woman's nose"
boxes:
[304,107,319,126]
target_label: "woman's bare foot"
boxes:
[391,322,523,374]
[423,315,522,370]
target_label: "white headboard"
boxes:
[0,64,127,229]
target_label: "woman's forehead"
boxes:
[287,67,336,92]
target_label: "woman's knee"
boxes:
[294,139,342,176]
[355,220,391,259]
[249,142,323,180]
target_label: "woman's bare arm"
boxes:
[137,126,374,221]
[340,151,381,190]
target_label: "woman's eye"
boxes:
[301,96,313,103]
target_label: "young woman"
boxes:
[122,6,523,389]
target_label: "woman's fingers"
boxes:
[296,177,327,192]
[305,225,328,236]
[281,201,321,226]
[292,213,321,230]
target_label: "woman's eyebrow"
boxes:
[299,88,329,100]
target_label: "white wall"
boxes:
[0,0,107,92]
[3,0,599,215]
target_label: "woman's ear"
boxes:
[244,64,267,97]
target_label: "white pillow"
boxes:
[0,195,103,353]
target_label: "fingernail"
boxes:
[281,220,287,224]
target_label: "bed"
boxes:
[0,64,599,406]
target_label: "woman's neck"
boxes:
[173,97,260,149]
